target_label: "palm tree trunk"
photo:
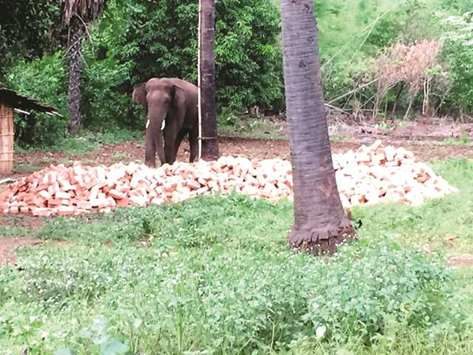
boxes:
[280,0,354,254]
[199,0,219,160]
[67,17,83,135]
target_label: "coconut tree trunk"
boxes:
[280,0,354,254]
[199,0,219,160]
[67,17,83,135]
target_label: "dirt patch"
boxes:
[0,215,45,230]
[383,141,473,161]
[448,254,473,268]
[5,137,473,184]
[0,237,42,266]
[389,121,473,140]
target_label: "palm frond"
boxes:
[62,0,105,25]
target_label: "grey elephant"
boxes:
[132,78,199,168]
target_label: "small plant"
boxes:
[55,317,128,355]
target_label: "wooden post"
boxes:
[0,102,14,175]
[198,0,203,160]
[198,0,219,161]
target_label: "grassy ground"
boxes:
[1,159,473,353]
[15,129,143,156]
[13,129,143,174]
[218,114,288,140]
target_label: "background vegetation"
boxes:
[2,0,473,144]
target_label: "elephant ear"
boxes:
[132,82,147,107]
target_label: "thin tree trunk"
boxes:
[391,82,404,116]
[199,0,219,160]
[403,93,416,120]
[67,17,83,135]
[280,0,354,254]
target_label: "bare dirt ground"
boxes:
[10,136,473,176]
[448,255,473,268]
[0,237,42,266]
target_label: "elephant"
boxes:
[132,78,199,168]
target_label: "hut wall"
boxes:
[0,102,14,175]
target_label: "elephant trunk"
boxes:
[144,108,167,168]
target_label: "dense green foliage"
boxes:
[82,0,282,123]
[5,53,68,146]
[4,0,473,146]
[316,0,443,108]
[5,0,282,144]
[441,13,473,115]
[1,160,473,353]
[0,0,62,76]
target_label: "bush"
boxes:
[78,0,282,129]
[316,0,445,114]
[441,13,473,116]
[441,0,473,13]
[306,243,451,343]
[0,0,62,76]
[3,235,453,352]
[81,55,138,130]
[5,52,68,147]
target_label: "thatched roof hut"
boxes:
[0,85,59,175]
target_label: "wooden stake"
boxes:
[197,0,203,160]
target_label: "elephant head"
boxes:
[132,82,147,108]
[132,78,177,168]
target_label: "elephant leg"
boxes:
[174,129,187,161]
[189,125,199,163]
[163,118,179,164]
[164,103,187,164]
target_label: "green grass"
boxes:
[15,128,143,156]
[1,159,473,353]
[219,114,287,140]
[443,134,472,146]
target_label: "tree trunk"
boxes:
[67,17,84,135]
[280,0,354,254]
[199,0,219,160]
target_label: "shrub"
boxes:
[15,247,117,307]
[81,55,138,130]
[0,0,62,76]
[79,0,282,129]
[4,235,453,352]
[317,0,446,114]
[5,52,68,147]
[305,243,451,343]
[9,196,455,352]
[441,0,473,13]
[441,13,473,116]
